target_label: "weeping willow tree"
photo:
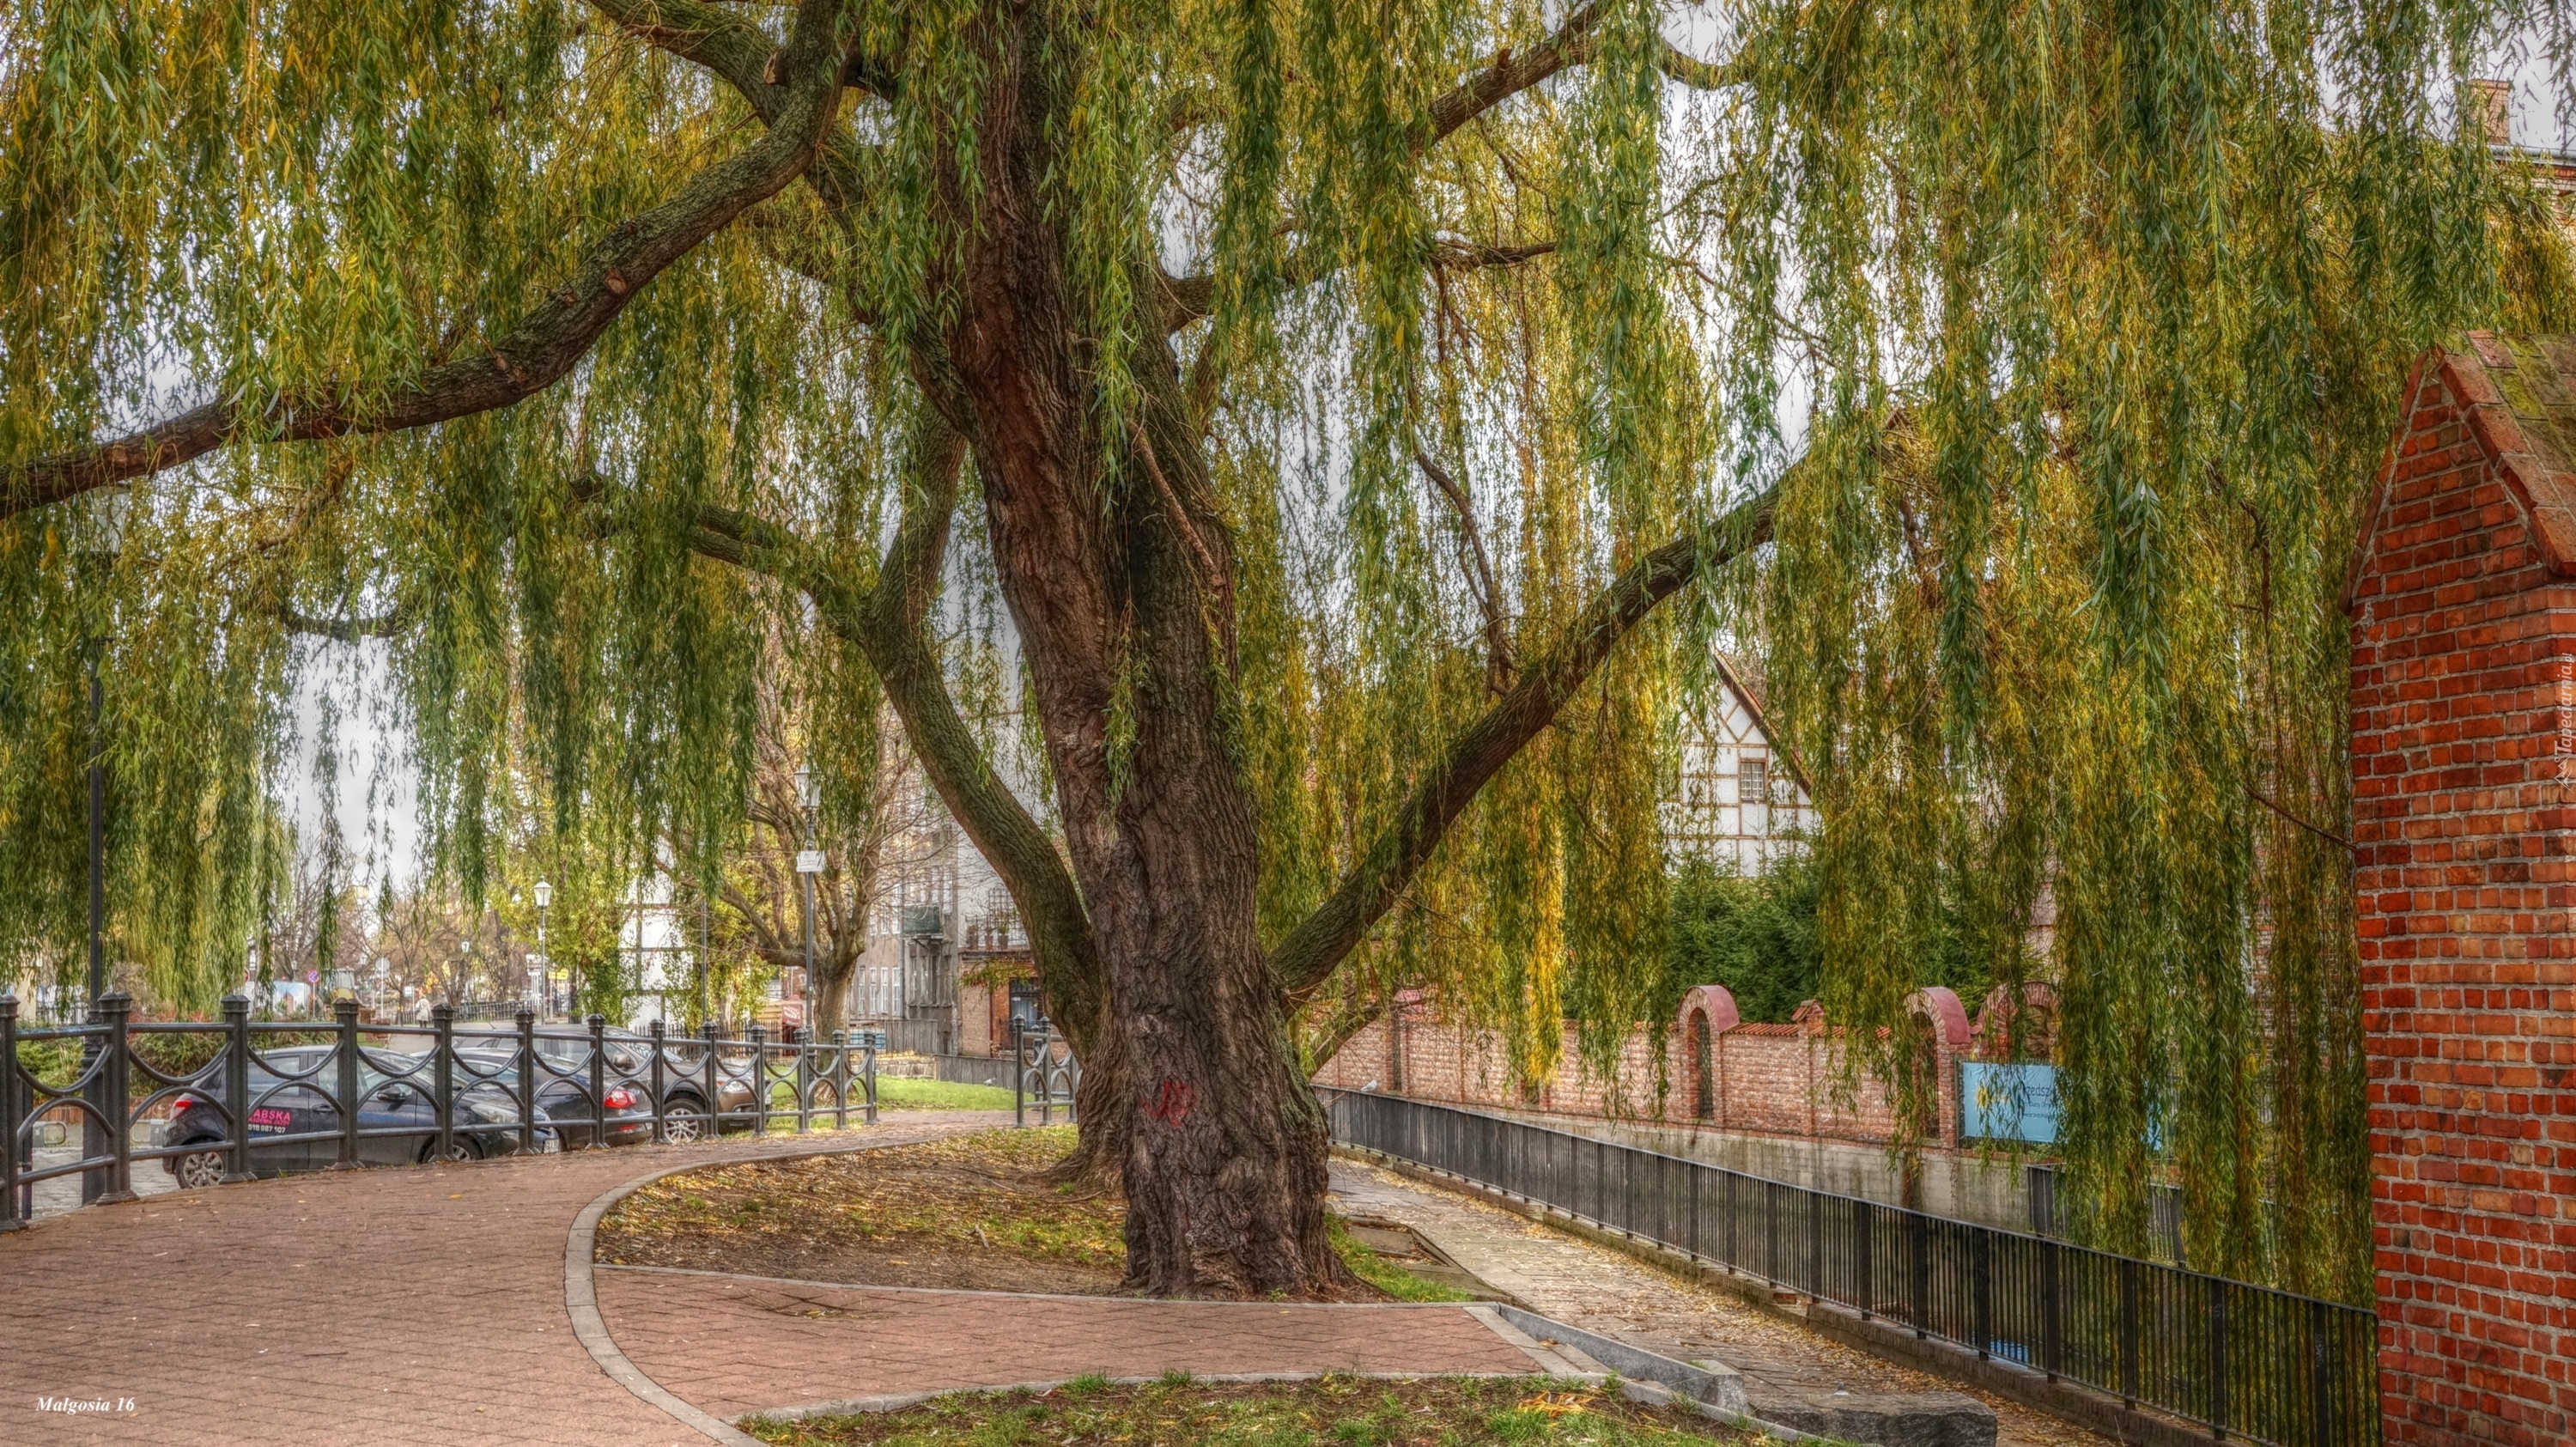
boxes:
[3,0,2567,1298]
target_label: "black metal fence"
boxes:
[3,991,882,1227]
[1011,1018,1079,1125]
[1324,1090,2379,1447]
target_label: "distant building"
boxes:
[1659,656,1817,872]
[846,779,1036,1057]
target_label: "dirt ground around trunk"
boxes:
[597,1126,1133,1294]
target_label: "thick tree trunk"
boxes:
[806,944,855,1041]
[911,6,1355,1299]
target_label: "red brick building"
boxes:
[2348,333,2576,1446]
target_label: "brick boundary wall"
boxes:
[1311,984,1973,1152]
[2347,334,2576,1447]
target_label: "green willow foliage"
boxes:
[2,0,2567,1296]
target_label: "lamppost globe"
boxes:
[533,879,551,909]
[795,763,819,812]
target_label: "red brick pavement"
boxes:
[591,1268,1538,1420]
[0,1116,996,1446]
[3,1116,1551,1446]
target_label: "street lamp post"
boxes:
[794,764,823,1034]
[532,879,552,1021]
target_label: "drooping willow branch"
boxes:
[1271,484,1779,1000]
[2,0,856,521]
[281,605,410,642]
[1413,447,1515,692]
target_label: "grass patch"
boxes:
[1327,1217,1478,1303]
[744,1373,1759,1446]
[873,1077,1020,1111]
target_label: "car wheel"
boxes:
[419,1136,484,1164]
[661,1103,705,1144]
[173,1146,227,1189]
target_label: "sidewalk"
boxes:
[1328,1157,2105,1447]
[1,1116,996,1446]
[2,1116,1564,1446]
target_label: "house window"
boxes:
[1739,757,1769,805]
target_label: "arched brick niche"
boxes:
[1676,984,1741,1122]
[2346,333,2576,1447]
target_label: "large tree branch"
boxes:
[1270,486,1778,999]
[1422,5,1745,149]
[3,0,854,521]
[676,429,1109,1049]
[586,0,887,213]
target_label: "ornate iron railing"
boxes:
[1011,1017,1078,1125]
[1322,1089,2379,1447]
[2,992,883,1226]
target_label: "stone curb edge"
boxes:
[745,1369,1546,1423]
[596,1260,1485,1309]
[566,1129,993,1447]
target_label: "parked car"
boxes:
[156,1047,550,1189]
[449,1039,660,1149]
[451,1029,811,1146]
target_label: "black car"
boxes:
[452,1029,791,1146]
[451,1037,661,1148]
[156,1047,550,1188]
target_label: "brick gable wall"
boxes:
[2350,341,2576,1447]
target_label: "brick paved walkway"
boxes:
[595,1269,1535,1420]
[1,1115,1000,1446]
[2,1116,1555,1446]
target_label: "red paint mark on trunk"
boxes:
[1144,1079,1195,1126]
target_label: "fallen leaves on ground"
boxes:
[596,1128,1130,1292]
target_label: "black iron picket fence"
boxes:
[1010,1016,1080,1126]
[3,991,882,1226]
[1322,1090,2379,1447]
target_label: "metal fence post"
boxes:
[2119,1255,2142,1408]
[1,993,20,1230]
[96,993,137,1202]
[747,1024,769,1134]
[432,1004,456,1164]
[2041,1237,2063,1383]
[516,1008,538,1155]
[1910,1209,1932,1339]
[1971,1228,1993,1359]
[222,994,252,1183]
[863,1030,879,1124]
[1036,1022,1054,1126]
[2208,1275,2229,1441]
[587,1013,607,1149]
[830,1031,849,1129]
[1012,1017,1025,1127]
[1808,1183,1824,1302]
[648,1019,669,1145]
[331,998,361,1172]
[1856,1200,1874,1320]
[2308,1298,2333,1447]
[702,1022,721,1135]
[793,1027,811,1134]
